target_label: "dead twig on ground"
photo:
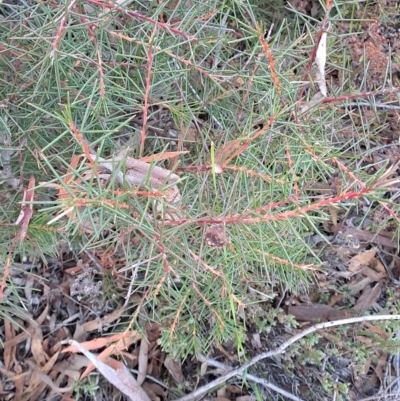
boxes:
[175,314,400,401]
[199,355,305,401]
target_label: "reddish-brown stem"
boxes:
[191,282,225,330]
[322,87,400,104]
[223,165,284,185]
[154,233,171,274]
[332,157,400,223]
[163,187,373,226]
[68,122,94,167]
[84,0,197,41]
[77,7,105,99]
[50,0,77,59]
[108,31,217,81]
[169,290,190,340]
[140,33,155,156]
[258,249,318,271]
[258,28,281,96]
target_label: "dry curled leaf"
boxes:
[164,358,184,384]
[21,350,60,401]
[348,248,377,272]
[14,174,35,244]
[139,151,189,163]
[4,319,14,370]
[142,381,165,401]
[31,326,46,366]
[354,282,383,313]
[213,139,241,166]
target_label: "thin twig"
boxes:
[84,0,197,41]
[139,27,156,157]
[50,0,77,62]
[199,355,305,401]
[337,102,400,110]
[175,314,400,401]
[163,187,373,226]
[322,87,400,104]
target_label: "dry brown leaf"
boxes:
[90,153,182,211]
[373,351,388,384]
[214,139,242,166]
[226,384,244,394]
[21,350,60,401]
[142,382,165,399]
[140,384,160,401]
[13,363,24,401]
[79,331,140,379]
[37,372,73,394]
[359,266,385,281]
[4,319,14,370]
[343,228,397,249]
[206,139,243,172]
[164,358,184,384]
[251,333,261,349]
[362,322,388,339]
[327,293,342,307]
[0,324,35,349]
[348,248,377,272]
[53,354,89,379]
[370,258,386,274]
[65,340,151,401]
[348,276,374,292]
[83,304,126,332]
[14,174,35,244]
[139,151,189,163]
[72,322,86,342]
[62,331,140,354]
[357,335,373,345]
[137,338,149,386]
[354,282,383,312]
[146,322,160,342]
[31,325,46,366]
[93,153,179,188]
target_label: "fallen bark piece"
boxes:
[288,303,350,322]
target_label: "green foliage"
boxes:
[1,0,398,381]
[72,376,99,399]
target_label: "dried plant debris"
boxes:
[204,224,230,248]
[70,266,103,301]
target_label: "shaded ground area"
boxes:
[1,1,400,401]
